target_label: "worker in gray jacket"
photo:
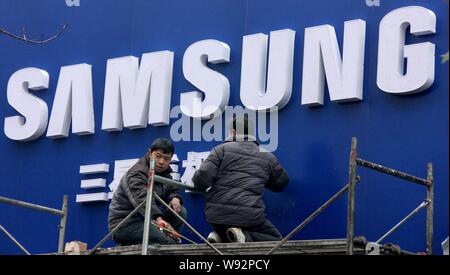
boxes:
[108,138,187,245]
[192,116,289,243]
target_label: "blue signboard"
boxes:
[0,0,448,254]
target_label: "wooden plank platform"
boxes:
[84,239,366,255]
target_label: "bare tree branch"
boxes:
[0,24,68,44]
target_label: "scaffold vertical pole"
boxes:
[58,195,68,254]
[346,137,358,255]
[426,163,434,255]
[142,157,155,255]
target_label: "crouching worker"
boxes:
[192,117,289,243]
[108,138,187,245]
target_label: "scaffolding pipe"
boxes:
[154,193,223,255]
[142,158,155,255]
[0,196,64,217]
[356,158,430,187]
[57,195,68,254]
[0,224,31,255]
[346,137,358,255]
[426,163,434,255]
[154,175,204,193]
[89,199,146,254]
[376,200,429,244]
[266,178,360,255]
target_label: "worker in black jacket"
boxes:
[108,138,187,245]
[192,117,289,243]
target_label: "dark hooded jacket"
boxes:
[108,153,182,231]
[192,136,289,227]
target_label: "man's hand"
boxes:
[169,197,182,213]
[156,217,171,229]
[155,217,179,241]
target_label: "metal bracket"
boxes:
[366,242,381,255]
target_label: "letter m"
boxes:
[101,51,174,131]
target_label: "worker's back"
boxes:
[193,139,289,227]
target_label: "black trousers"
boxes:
[210,219,282,242]
[112,206,187,246]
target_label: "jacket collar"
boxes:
[224,134,259,145]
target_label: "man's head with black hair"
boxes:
[150,138,175,155]
[149,138,174,173]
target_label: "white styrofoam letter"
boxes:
[180,39,230,120]
[240,29,295,111]
[101,51,174,131]
[301,20,366,106]
[46,64,95,138]
[4,68,49,141]
[377,6,436,94]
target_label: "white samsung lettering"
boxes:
[2,6,437,142]
[46,63,95,138]
[301,20,366,106]
[101,51,174,131]
[377,6,436,94]
[180,39,230,120]
[4,68,49,141]
[240,29,295,111]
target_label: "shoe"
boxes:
[226,227,245,243]
[207,231,222,243]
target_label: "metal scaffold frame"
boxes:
[3,137,430,255]
[349,137,434,255]
[0,195,68,254]
[266,137,434,255]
